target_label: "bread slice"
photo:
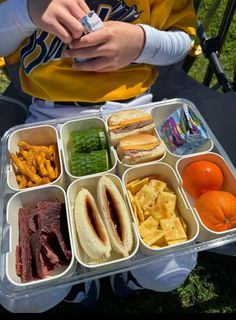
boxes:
[97,175,133,257]
[74,188,111,261]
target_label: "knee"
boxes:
[130,253,198,292]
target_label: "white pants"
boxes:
[25,93,154,123]
[0,93,198,312]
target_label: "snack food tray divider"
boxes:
[0,98,236,298]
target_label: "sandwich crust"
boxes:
[74,188,111,261]
[97,176,133,257]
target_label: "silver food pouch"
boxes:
[74,11,104,63]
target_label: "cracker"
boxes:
[160,217,187,241]
[139,216,158,238]
[136,184,157,211]
[143,230,165,246]
[127,177,149,194]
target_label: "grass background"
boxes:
[0,0,236,314]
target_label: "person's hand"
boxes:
[28,0,90,43]
[63,21,145,72]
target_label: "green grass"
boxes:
[189,0,236,86]
[0,0,236,314]
[0,69,9,93]
[46,252,236,313]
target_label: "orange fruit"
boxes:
[182,160,223,198]
[195,191,236,232]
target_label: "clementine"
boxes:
[182,160,223,198]
[195,191,236,232]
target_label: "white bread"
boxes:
[74,188,111,261]
[108,109,155,147]
[97,176,133,257]
[108,109,151,126]
[117,134,165,165]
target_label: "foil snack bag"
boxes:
[158,104,210,155]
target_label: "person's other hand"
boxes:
[28,0,90,43]
[64,21,145,72]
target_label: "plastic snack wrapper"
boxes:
[158,104,210,155]
[74,11,104,63]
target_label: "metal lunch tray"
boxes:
[0,98,235,299]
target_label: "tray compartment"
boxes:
[151,101,214,168]
[60,117,117,181]
[122,162,199,255]
[7,125,63,191]
[67,173,139,268]
[105,109,166,177]
[176,152,236,241]
[6,185,75,287]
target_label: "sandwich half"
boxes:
[97,175,133,257]
[108,109,155,147]
[74,188,111,261]
[117,133,165,165]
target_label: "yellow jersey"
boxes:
[2,0,196,102]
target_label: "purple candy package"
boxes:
[158,104,210,155]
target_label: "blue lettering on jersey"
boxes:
[96,5,112,21]
[43,37,65,62]
[21,31,65,75]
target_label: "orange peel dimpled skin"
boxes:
[182,160,224,199]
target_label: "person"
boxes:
[0,0,198,313]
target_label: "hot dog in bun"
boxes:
[108,109,155,147]
[116,133,165,165]
[74,188,111,261]
[97,176,133,257]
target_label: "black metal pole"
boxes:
[203,0,236,90]
[183,0,222,74]
[206,51,234,92]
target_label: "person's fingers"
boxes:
[75,0,90,14]
[69,29,109,49]
[50,21,73,43]
[69,2,90,22]
[59,12,84,39]
[72,56,110,71]
[63,45,105,59]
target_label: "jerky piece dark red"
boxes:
[29,207,40,233]
[15,246,22,277]
[51,223,72,260]
[41,233,63,266]
[37,201,71,260]
[18,208,34,283]
[30,230,53,279]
